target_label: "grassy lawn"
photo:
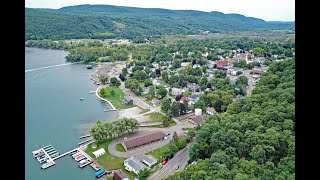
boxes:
[100,86,135,109]
[146,144,170,162]
[147,121,176,128]
[182,128,194,131]
[85,139,136,180]
[139,109,151,114]
[115,143,126,152]
[145,112,165,122]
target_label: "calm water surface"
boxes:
[25,47,118,180]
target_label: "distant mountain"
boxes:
[25,4,295,40]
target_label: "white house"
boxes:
[142,155,157,167]
[188,94,200,105]
[227,67,242,76]
[181,62,190,67]
[171,87,184,96]
[193,64,201,68]
[124,157,147,175]
[206,107,216,115]
[92,148,106,158]
[152,62,159,68]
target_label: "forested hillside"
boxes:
[25,4,294,41]
[170,59,295,179]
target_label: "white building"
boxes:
[227,67,242,76]
[142,155,157,167]
[92,148,106,158]
[124,157,147,175]
[181,62,190,67]
[171,87,184,96]
[152,62,159,68]
[206,107,216,115]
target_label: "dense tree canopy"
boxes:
[170,59,295,180]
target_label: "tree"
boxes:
[236,71,243,75]
[110,77,121,86]
[110,89,115,96]
[162,71,169,83]
[207,53,219,61]
[98,74,108,85]
[171,102,180,117]
[215,70,227,78]
[148,86,155,97]
[100,88,107,97]
[161,98,171,113]
[162,115,172,127]
[157,87,168,99]
[194,99,206,111]
[213,98,224,112]
[144,78,153,87]
[122,68,128,76]
[252,47,265,57]
[138,169,150,180]
[134,70,148,81]
[173,131,179,142]
[237,76,248,86]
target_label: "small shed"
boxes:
[93,148,106,158]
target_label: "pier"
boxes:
[79,134,91,139]
[78,138,94,145]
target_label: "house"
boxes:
[206,107,216,115]
[177,130,187,138]
[193,64,201,68]
[124,157,147,175]
[207,60,215,69]
[254,57,266,63]
[180,96,191,106]
[171,87,184,96]
[250,70,264,75]
[152,78,162,86]
[121,130,165,151]
[142,155,157,167]
[227,67,242,76]
[152,62,159,68]
[122,96,133,105]
[215,60,229,68]
[188,115,207,125]
[202,52,208,58]
[151,99,161,107]
[187,83,200,92]
[113,170,129,180]
[188,94,200,105]
[181,62,190,67]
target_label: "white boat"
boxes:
[75,155,85,161]
[41,160,55,169]
[38,157,49,163]
[32,149,44,157]
[80,98,84,101]
[72,152,81,158]
[89,91,96,94]
[79,159,92,168]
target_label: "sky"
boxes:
[25,0,295,21]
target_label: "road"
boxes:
[242,70,254,97]
[148,143,191,180]
[120,82,153,110]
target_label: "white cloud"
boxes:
[25,0,295,21]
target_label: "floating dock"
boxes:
[78,138,94,145]
[90,161,102,171]
[79,134,91,139]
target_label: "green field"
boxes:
[145,112,165,122]
[100,86,135,109]
[146,144,170,162]
[139,109,151,114]
[147,121,176,128]
[85,140,136,180]
[115,143,126,152]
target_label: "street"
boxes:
[148,143,191,180]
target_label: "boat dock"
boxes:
[78,138,94,145]
[90,161,102,171]
[52,148,79,161]
[79,134,91,139]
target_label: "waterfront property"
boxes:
[121,130,165,151]
[124,156,148,175]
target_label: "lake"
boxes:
[25,47,118,180]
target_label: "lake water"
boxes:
[25,47,118,180]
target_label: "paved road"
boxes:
[242,70,253,97]
[120,82,153,110]
[148,143,191,180]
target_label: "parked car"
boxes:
[175,165,179,170]
[162,159,168,165]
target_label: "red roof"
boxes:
[113,170,128,180]
[216,60,229,67]
[122,131,165,150]
[180,97,189,102]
